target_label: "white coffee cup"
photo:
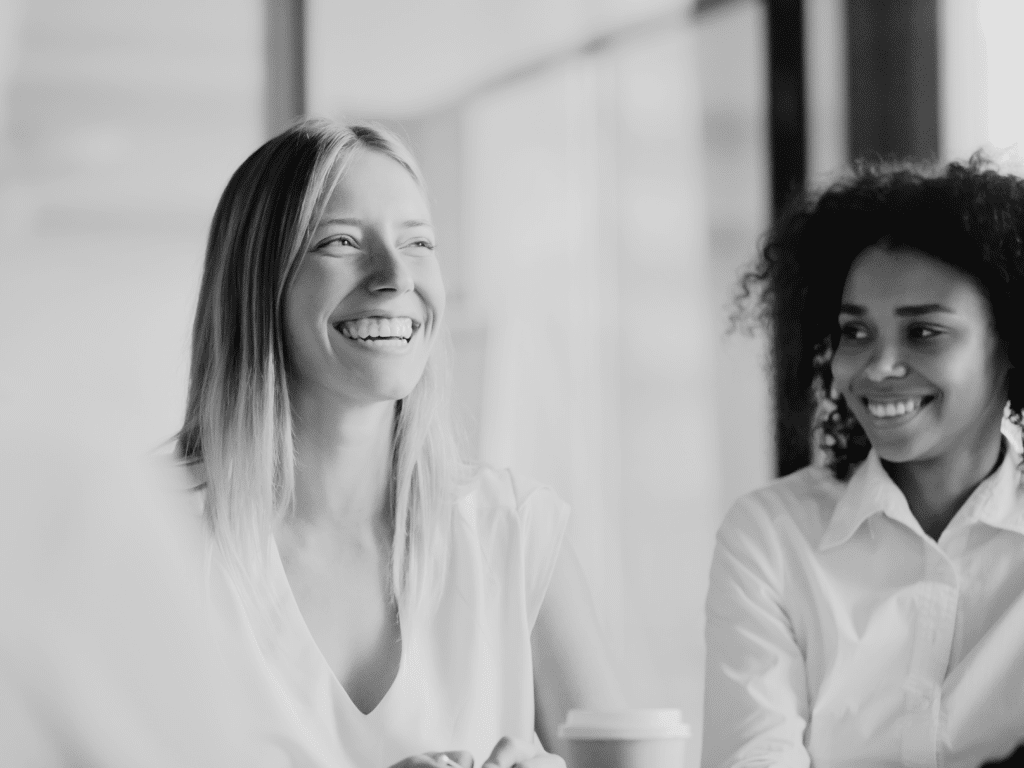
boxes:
[557,709,690,768]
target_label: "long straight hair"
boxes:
[177,118,461,613]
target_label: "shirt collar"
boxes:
[819,441,1024,551]
[959,441,1024,535]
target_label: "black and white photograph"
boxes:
[2,1,1024,766]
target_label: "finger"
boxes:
[481,736,535,768]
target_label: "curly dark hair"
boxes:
[738,155,1024,479]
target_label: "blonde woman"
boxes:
[175,119,623,768]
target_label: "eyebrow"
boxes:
[315,218,360,230]
[315,218,433,229]
[839,302,954,316]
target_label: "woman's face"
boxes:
[284,149,445,407]
[830,246,1010,465]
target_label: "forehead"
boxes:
[323,149,429,218]
[841,246,990,315]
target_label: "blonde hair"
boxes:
[177,118,461,612]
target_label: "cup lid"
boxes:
[557,709,691,740]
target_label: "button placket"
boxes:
[900,546,958,768]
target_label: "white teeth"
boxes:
[866,398,924,419]
[338,316,415,342]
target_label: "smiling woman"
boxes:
[831,247,1012,538]
[702,157,1024,768]
[172,119,624,768]
[285,150,446,408]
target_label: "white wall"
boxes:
[306,0,691,119]
[446,27,729,757]
[0,0,263,451]
[935,0,1024,165]
[804,0,847,183]
[695,1,774,514]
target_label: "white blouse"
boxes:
[703,444,1024,768]
[178,464,571,768]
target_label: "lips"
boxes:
[332,315,420,348]
[861,395,935,420]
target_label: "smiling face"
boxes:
[830,246,1010,466]
[284,149,445,408]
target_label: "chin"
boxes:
[872,445,920,465]
[345,358,429,403]
[361,376,423,404]
[869,434,937,466]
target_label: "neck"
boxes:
[287,385,397,534]
[883,428,1005,540]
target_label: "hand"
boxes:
[388,751,474,768]
[481,737,565,768]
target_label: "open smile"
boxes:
[861,395,935,422]
[333,315,420,348]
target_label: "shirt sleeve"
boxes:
[507,472,572,630]
[702,496,812,768]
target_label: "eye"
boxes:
[908,324,941,341]
[323,234,357,248]
[401,237,435,254]
[313,233,359,253]
[838,322,869,342]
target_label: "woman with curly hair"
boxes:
[702,157,1024,768]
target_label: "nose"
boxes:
[864,342,908,382]
[365,240,413,295]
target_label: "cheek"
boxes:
[288,263,345,324]
[949,346,1010,403]
[282,271,331,360]
[282,298,316,379]
[420,266,447,319]
[282,290,304,346]
[830,349,856,392]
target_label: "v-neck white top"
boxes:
[177,464,570,768]
[703,443,1024,768]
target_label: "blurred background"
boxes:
[1,0,1023,761]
